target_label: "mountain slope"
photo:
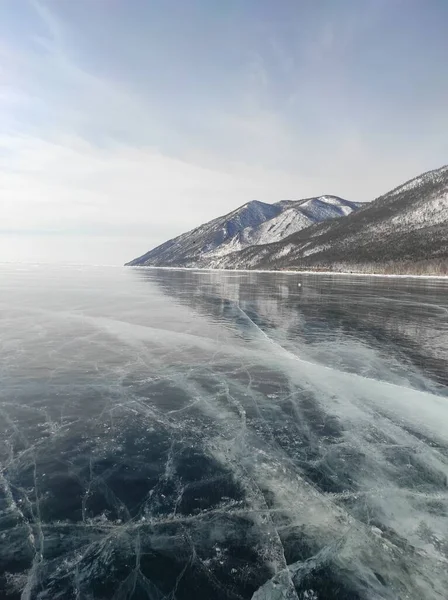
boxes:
[126,200,281,267]
[209,196,362,258]
[210,165,448,275]
[276,195,360,219]
[127,196,361,267]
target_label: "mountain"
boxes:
[126,165,448,276]
[126,196,361,267]
[209,196,361,258]
[209,165,448,275]
[126,200,280,267]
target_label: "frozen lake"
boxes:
[1,265,448,600]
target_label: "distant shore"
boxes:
[128,265,448,280]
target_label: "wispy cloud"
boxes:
[0,0,446,264]
[0,131,324,261]
[31,0,65,51]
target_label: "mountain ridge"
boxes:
[126,195,361,267]
[126,164,448,276]
[208,164,448,275]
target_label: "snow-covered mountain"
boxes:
[127,165,448,275]
[210,165,448,275]
[126,200,280,267]
[209,196,361,258]
[127,196,361,267]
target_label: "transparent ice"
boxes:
[0,265,447,599]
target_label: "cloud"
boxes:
[0,132,316,232]
[0,0,446,265]
[0,131,326,264]
[30,0,65,51]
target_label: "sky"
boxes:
[0,0,447,265]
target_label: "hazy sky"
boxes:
[1,0,447,264]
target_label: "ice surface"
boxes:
[0,265,447,599]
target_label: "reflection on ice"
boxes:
[0,265,447,599]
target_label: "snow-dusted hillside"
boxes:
[208,196,361,259]
[127,196,361,267]
[126,165,448,275]
[210,165,448,275]
[126,200,281,267]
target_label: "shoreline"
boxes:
[128,265,448,280]
[2,262,445,280]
